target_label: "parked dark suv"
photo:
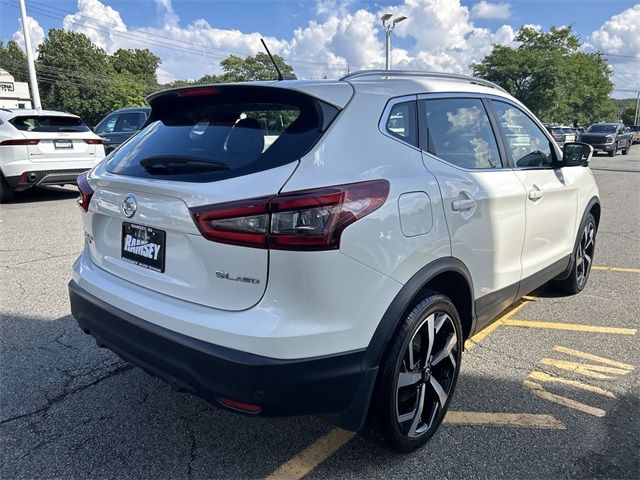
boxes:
[579,123,632,157]
[94,107,150,154]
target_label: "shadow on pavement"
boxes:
[0,313,637,479]
[7,186,78,204]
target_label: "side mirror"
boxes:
[562,142,593,167]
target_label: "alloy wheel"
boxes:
[395,311,459,438]
[576,220,595,289]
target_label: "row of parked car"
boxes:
[545,123,636,157]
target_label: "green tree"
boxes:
[621,105,637,126]
[110,48,160,86]
[36,29,113,125]
[217,52,295,82]
[473,26,615,125]
[36,30,160,125]
[0,40,29,82]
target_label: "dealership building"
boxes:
[0,68,32,109]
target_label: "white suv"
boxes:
[0,109,105,202]
[69,71,600,452]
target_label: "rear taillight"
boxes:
[190,180,390,250]
[0,139,40,146]
[77,172,94,212]
[84,139,103,144]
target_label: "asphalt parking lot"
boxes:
[1,150,639,479]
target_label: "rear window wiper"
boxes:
[140,156,230,174]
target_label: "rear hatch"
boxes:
[86,84,340,311]
[9,114,100,161]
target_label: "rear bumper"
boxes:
[5,168,89,189]
[68,280,377,429]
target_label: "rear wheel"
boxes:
[0,174,15,203]
[552,214,596,294]
[364,293,463,453]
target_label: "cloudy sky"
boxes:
[1,0,639,97]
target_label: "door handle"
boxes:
[451,198,476,212]
[528,185,544,201]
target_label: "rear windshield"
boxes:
[10,115,89,132]
[551,128,564,135]
[105,86,338,183]
[586,124,616,133]
[562,128,573,133]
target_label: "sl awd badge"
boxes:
[216,271,260,285]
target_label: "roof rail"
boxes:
[339,70,507,93]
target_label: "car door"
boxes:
[95,113,119,153]
[418,95,527,327]
[109,112,147,150]
[489,99,579,287]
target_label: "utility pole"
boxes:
[381,14,407,70]
[635,90,639,125]
[19,0,41,110]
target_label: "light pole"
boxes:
[18,0,41,110]
[381,13,407,70]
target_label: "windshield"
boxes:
[10,115,89,133]
[562,128,573,134]
[106,86,338,183]
[586,124,616,133]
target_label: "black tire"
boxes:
[552,213,597,294]
[622,140,631,155]
[0,174,15,203]
[363,292,463,453]
[608,147,615,157]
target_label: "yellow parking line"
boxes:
[528,371,615,398]
[540,358,632,379]
[523,380,606,417]
[465,298,533,350]
[265,407,565,479]
[504,319,637,335]
[265,428,355,480]
[553,345,635,370]
[592,266,640,273]
[444,411,565,430]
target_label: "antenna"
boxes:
[260,38,283,81]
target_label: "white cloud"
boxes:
[62,0,127,53]
[54,0,518,81]
[588,4,640,96]
[12,15,45,57]
[589,4,640,57]
[470,1,512,20]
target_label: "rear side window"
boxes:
[420,98,501,169]
[10,115,89,133]
[385,101,417,146]
[106,86,338,183]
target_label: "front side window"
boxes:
[420,98,501,169]
[385,101,417,146]
[491,100,554,169]
[96,114,118,135]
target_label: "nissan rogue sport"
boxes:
[69,71,600,452]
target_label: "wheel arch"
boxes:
[363,257,475,370]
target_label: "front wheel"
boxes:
[622,141,631,155]
[552,214,596,294]
[608,146,616,157]
[364,293,463,453]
